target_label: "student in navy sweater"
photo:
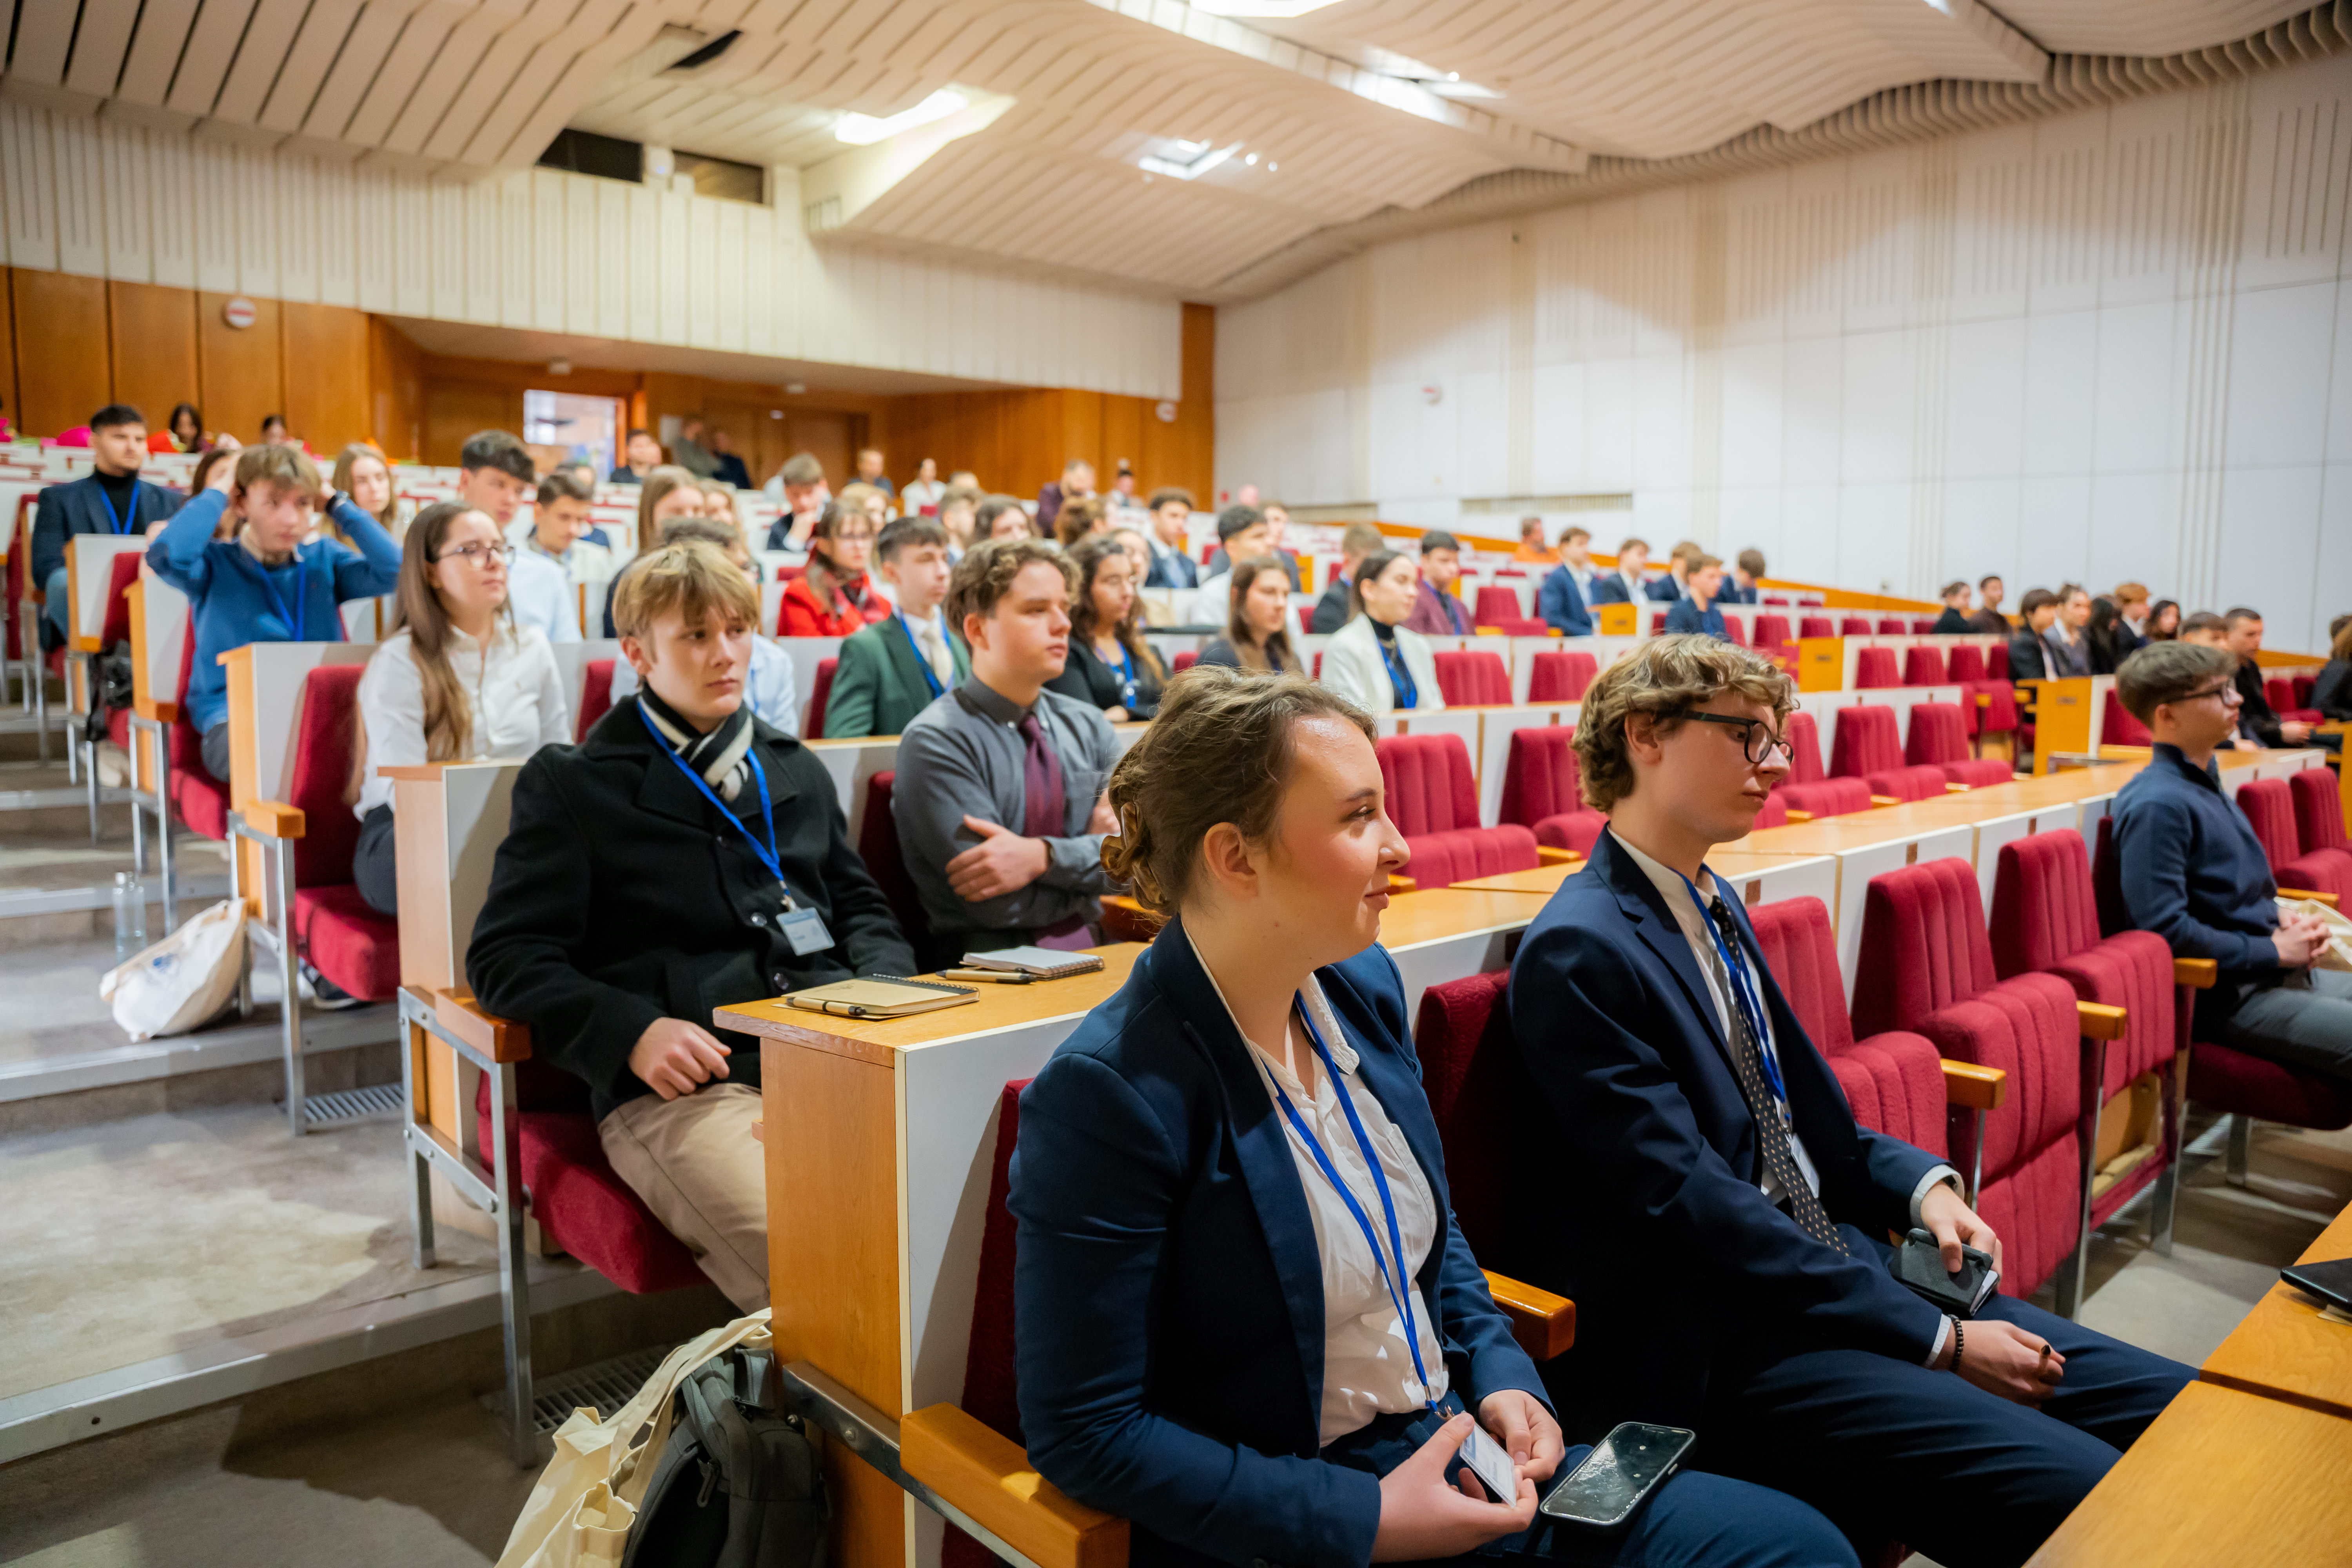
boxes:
[147,444,402,784]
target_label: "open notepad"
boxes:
[782,977,980,1020]
[958,946,1106,979]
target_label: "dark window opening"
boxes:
[537,129,642,184]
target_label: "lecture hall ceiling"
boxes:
[0,0,2325,298]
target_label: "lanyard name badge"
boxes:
[896,612,946,700]
[1376,635,1417,709]
[97,484,133,535]
[1678,869,1786,1107]
[257,559,307,642]
[637,705,834,956]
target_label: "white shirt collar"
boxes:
[1610,828,1721,928]
[1181,925,1357,1094]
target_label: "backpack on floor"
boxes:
[619,1346,828,1568]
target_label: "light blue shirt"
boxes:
[505,548,583,645]
[609,635,800,736]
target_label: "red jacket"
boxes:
[778,570,889,637]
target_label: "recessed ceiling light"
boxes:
[1244,152,1257,165]
[835,89,969,145]
[1268,161,1278,171]
[1139,141,1241,180]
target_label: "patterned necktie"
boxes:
[1704,895,1847,1255]
[1017,713,1065,839]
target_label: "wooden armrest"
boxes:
[1535,846,1582,866]
[2173,957,2218,989]
[1782,809,1814,822]
[1096,894,1164,945]
[2279,887,2341,909]
[1940,1059,2008,1111]
[1975,693,1991,706]
[431,986,533,1062]
[1945,782,1973,793]
[2076,1000,2129,1041]
[1869,795,1903,808]
[1388,874,1417,894]
[241,799,305,838]
[901,1404,1128,1568]
[378,764,448,781]
[1483,1270,1576,1361]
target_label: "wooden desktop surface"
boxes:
[2025,1381,2352,1566]
[2198,1199,2352,1422]
[1448,849,1829,898]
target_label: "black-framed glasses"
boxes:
[1671,709,1795,765]
[2179,681,2239,705]
[434,542,515,566]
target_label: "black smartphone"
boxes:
[2281,1256,2352,1312]
[1538,1422,1696,1530]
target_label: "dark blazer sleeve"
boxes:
[822,628,885,738]
[1588,575,1628,606]
[29,482,78,585]
[1043,642,1111,709]
[1644,577,1679,602]
[1510,919,1946,1363]
[1538,568,1591,635]
[2007,632,2047,683]
[2314,661,2352,721]
[1308,582,1350,634]
[1014,1050,1385,1568]
[1664,599,1697,635]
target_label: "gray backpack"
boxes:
[620,1347,828,1568]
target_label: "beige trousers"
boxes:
[599,1082,770,1311]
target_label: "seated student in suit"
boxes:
[823,516,967,738]
[2111,582,2151,653]
[1723,548,1766,604]
[1014,666,1857,1568]
[893,539,1123,971]
[1310,521,1385,635]
[608,517,800,735]
[352,501,570,920]
[2315,614,2352,721]
[1504,635,2193,1568]
[1588,536,1652,605]
[1647,541,1697,603]
[32,404,183,647]
[2040,585,2093,678]
[1141,486,1198,590]
[147,444,402,785]
[2005,588,2060,682]
[508,468,617,601]
[1321,550,1446,717]
[1930,580,1975,634]
[1969,576,2010,636]
[1197,554,1304,675]
[1662,554,1728,638]
[1537,525,1596,636]
[2221,606,2340,753]
[1047,534,1167,722]
[1192,505,1273,628]
[1403,530,1475,636]
[2111,640,2352,1084]
[467,541,914,1311]
[779,504,891,637]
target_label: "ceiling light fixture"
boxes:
[1188,0,1343,15]
[1139,140,1240,180]
[1244,152,1257,165]
[835,89,970,145]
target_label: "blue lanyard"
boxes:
[255,557,307,642]
[636,704,790,900]
[1375,632,1417,709]
[895,613,946,700]
[1265,994,1434,1405]
[1677,870,1786,1105]
[97,483,133,535]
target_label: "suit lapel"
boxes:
[1593,835,1730,1060]
[878,614,935,708]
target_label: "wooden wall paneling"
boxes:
[1101,396,1145,495]
[197,290,284,445]
[15,270,113,436]
[281,301,370,453]
[789,412,852,488]
[108,281,200,433]
[368,316,425,461]
[424,380,523,466]
[0,269,18,437]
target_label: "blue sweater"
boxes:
[147,490,402,733]
[2112,743,2280,981]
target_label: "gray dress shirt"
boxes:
[892,677,1122,942]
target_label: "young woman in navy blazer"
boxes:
[1010,666,1856,1568]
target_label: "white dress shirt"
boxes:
[355,622,572,817]
[902,608,957,690]
[506,516,619,596]
[1191,932,1448,1445]
[1613,831,1962,1363]
[610,634,801,737]
[504,547,583,645]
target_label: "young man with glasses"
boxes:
[1503,634,2192,1568]
[2112,641,2352,1082]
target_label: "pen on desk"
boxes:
[941,969,1032,984]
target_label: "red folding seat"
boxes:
[1472,586,1545,636]
[1432,648,1510,706]
[1526,650,1597,702]
[2237,777,2352,902]
[2291,766,2347,856]
[1877,617,1907,635]
[1991,830,2184,1267]
[1763,595,1790,605]
[575,657,615,739]
[1945,646,2017,737]
[1785,709,1825,783]
[2263,678,2319,723]
[1752,613,1794,667]
[2292,674,2318,710]
[2100,694,2151,748]
[1376,732,1539,886]
[1906,702,2010,788]
[1800,616,1835,640]
[1717,617,1748,646]
[1649,609,1670,635]
[1496,726,1604,855]
[1910,617,1938,635]
[804,655,838,739]
[1852,857,2106,1306]
[857,771,930,947]
[166,630,229,841]
[1828,703,1946,802]
[1296,606,1314,635]
[1774,777,1875,820]
[1171,649,1198,671]
[1853,647,1901,689]
[272,664,401,1004]
[1840,616,1874,636]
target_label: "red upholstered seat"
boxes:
[576,658,614,739]
[165,626,229,841]
[1910,618,1938,635]
[1785,710,1824,784]
[1432,649,1510,706]
[1840,616,1874,636]
[857,771,929,944]
[804,657,837,740]
[1764,595,1790,605]
[1829,704,1947,802]
[2239,777,2352,902]
[1853,647,1900,690]
[1750,791,1791,829]
[1776,777,1875,819]
[1749,896,1945,1155]
[1753,613,1791,649]
[292,884,402,1000]
[1496,726,1605,854]
[1853,857,2086,1297]
[2292,674,2317,709]
[1903,647,1947,687]
[1943,645,2016,739]
[1987,644,2010,681]
[1296,606,1314,634]
[1717,616,1747,646]
[1877,618,1906,635]
[1906,702,2009,788]
[1526,651,1597,703]
[2292,767,2347,853]
[1946,646,1986,681]
[2265,678,2299,715]
[98,551,140,646]
[279,664,398,1001]
[1800,616,1834,640]
[2100,697,2151,748]
[1474,586,1544,635]
[1412,970,1525,1259]
[1990,829,2179,1232]
[475,1063,704,1297]
[1172,650,1198,671]
[1376,732,1539,886]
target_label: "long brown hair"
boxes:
[327,443,401,546]
[1223,554,1296,673]
[390,501,513,762]
[635,465,702,552]
[1069,534,1163,679]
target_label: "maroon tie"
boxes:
[1018,713,1065,838]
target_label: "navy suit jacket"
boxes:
[1504,832,1945,1433]
[31,473,182,587]
[1644,574,1684,603]
[1718,581,1760,605]
[1144,544,1197,590]
[1663,599,1725,638]
[1013,920,1546,1568]
[1588,572,1638,606]
[1537,563,1592,635]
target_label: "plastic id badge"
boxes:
[1458,1420,1519,1503]
[778,904,836,956]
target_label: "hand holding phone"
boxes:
[1369,1412,1537,1562]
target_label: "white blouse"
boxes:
[1191,932,1448,1444]
[355,622,572,817]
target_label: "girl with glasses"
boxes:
[779,503,891,637]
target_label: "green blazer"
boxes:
[822,613,971,738]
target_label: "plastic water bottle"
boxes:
[113,872,132,961]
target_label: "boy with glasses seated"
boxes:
[2112,641,2352,1082]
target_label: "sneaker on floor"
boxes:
[300,960,364,1011]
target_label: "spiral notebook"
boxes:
[782,976,979,1020]
[958,946,1106,979]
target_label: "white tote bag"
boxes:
[100,898,247,1041]
[497,1310,775,1568]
